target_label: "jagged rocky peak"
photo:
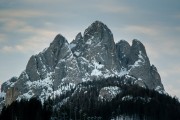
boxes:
[116,40,131,55]
[75,32,83,41]
[81,21,121,72]
[50,34,68,47]
[115,39,150,69]
[115,39,164,90]
[69,21,121,80]
[25,34,71,82]
[70,32,84,57]
[84,21,113,44]
[127,39,163,90]
[116,40,131,67]
[129,39,149,65]
[47,34,71,60]
[44,34,71,69]
[131,39,147,53]
[0,21,165,108]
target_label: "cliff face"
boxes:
[5,87,19,105]
[116,39,164,90]
[0,21,164,106]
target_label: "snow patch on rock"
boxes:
[69,43,76,49]
[129,51,145,69]
[99,86,121,101]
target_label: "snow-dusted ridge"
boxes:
[0,21,165,109]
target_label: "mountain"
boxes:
[0,21,164,110]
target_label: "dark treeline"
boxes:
[0,98,52,120]
[54,77,180,120]
[1,77,180,120]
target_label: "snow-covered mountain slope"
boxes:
[0,21,164,107]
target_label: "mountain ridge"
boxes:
[0,21,164,108]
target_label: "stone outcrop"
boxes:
[5,87,19,105]
[98,86,121,101]
[1,77,18,93]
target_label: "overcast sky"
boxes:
[0,0,180,98]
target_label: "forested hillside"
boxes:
[1,77,180,120]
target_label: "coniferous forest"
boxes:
[1,77,180,120]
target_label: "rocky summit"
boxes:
[0,21,164,107]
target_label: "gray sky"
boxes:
[0,0,180,98]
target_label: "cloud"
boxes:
[173,14,180,19]
[148,40,179,60]
[124,25,159,36]
[0,9,46,18]
[175,26,180,32]
[0,34,7,42]
[96,2,131,14]
[0,16,80,54]
[161,65,180,77]
[0,19,58,54]
[1,46,13,53]
[0,29,57,54]
[0,18,27,32]
[23,0,67,4]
